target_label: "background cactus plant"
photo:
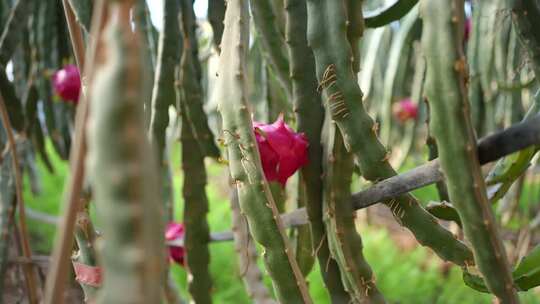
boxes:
[1,0,540,303]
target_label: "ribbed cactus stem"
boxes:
[216,1,312,303]
[88,3,164,303]
[510,0,540,82]
[230,188,276,304]
[249,0,292,97]
[179,0,220,158]
[208,0,225,52]
[149,0,182,220]
[0,0,33,66]
[306,0,473,266]
[0,150,15,301]
[180,108,213,303]
[67,0,92,34]
[323,124,385,303]
[73,205,99,301]
[284,0,349,299]
[420,0,518,302]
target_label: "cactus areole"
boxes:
[165,222,185,266]
[254,115,309,186]
[52,64,81,103]
[393,98,418,122]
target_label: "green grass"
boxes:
[22,142,540,303]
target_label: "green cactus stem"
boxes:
[464,244,540,292]
[323,123,385,303]
[0,69,24,132]
[364,0,419,28]
[180,107,213,303]
[0,147,15,302]
[284,0,348,298]
[510,0,540,81]
[72,202,99,302]
[216,1,312,302]
[425,202,462,228]
[420,0,518,301]
[67,0,92,34]
[179,0,220,158]
[149,0,182,220]
[379,6,421,145]
[230,188,276,304]
[208,0,225,52]
[0,0,33,66]
[485,93,540,203]
[249,0,292,97]
[87,2,165,303]
[306,0,473,266]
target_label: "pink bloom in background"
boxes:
[464,18,471,43]
[393,98,418,123]
[165,222,185,266]
[253,115,309,186]
[52,64,81,103]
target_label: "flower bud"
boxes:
[52,64,81,103]
[253,115,309,186]
[165,222,185,266]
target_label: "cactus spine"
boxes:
[420,0,518,302]
[216,1,312,302]
[284,0,350,300]
[87,2,164,303]
[323,123,385,303]
[306,0,473,266]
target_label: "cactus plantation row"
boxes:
[0,0,539,303]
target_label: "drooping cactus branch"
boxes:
[420,0,517,301]
[364,0,419,28]
[87,1,165,303]
[216,1,312,302]
[306,0,473,267]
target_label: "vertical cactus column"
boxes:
[149,0,181,220]
[510,0,540,81]
[305,0,473,266]
[180,109,212,303]
[87,2,164,303]
[216,1,312,303]
[284,0,350,301]
[323,124,385,303]
[420,0,518,302]
[179,0,220,158]
[249,0,292,97]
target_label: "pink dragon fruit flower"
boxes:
[52,64,81,103]
[253,115,309,187]
[393,98,418,123]
[165,222,185,266]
